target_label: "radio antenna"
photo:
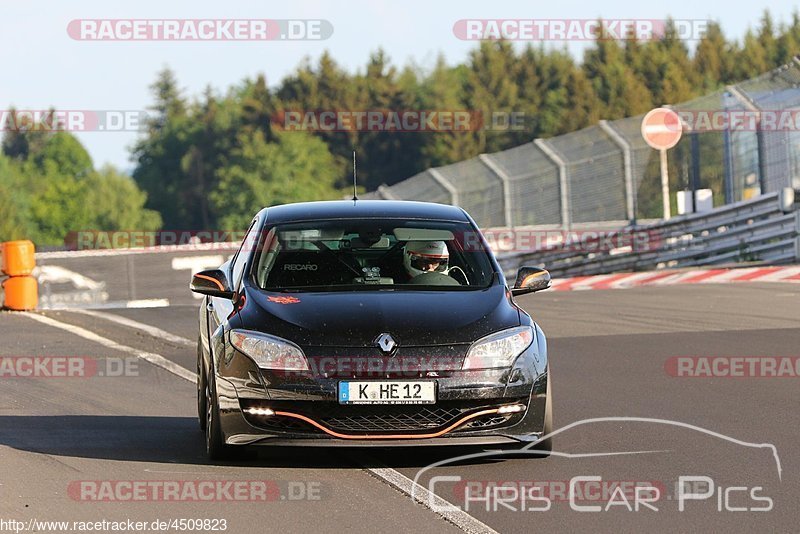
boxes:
[352,150,358,201]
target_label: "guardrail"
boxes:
[498,188,800,278]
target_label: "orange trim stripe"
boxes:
[273,408,503,440]
[195,273,225,291]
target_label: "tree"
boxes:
[210,130,340,230]
[524,47,581,137]
[2,108,51,160]
[26,162,93,244]
[464,41,520,153]
[85,166,162,231]
[757,11,779,66]
[694,22,737,90]
[0,154,31,241]
[0,122,161,245]
[240,74,276,142]
[736,30,770,79]
[33,131,93,177]
[583,31,653,116]
[418,56,477,167]
[276,52,354,186]
[776,11,800,63]
[132,68,192,228]
[558,68,601,134]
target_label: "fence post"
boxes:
[726,85,766,196]
[428,168,459,206]
[478,153,513,227]
[795,210,800,263]
[535,139,571,230]
[599,120,635,224]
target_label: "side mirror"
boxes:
[190,269,235,299]
[511,267,551,296]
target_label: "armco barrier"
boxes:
[498,188,800,278]
[1,240,38,310]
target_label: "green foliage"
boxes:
[210,130,339,230]
[0,129,161,246]
[85,166,162,231]
[0,154,33,240]
[34,131,93,177]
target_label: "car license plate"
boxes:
[338,381,436,404]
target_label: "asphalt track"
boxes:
[1,283,798,533]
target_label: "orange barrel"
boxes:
[1,240,36,276]
[3,275,38,310]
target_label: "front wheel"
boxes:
[197,338,207,432]
[205,374,236,461]
[530,371,553,456]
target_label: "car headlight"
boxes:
[229,329,309,371]
[462,326,533,370]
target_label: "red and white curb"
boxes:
[550,266,800,291]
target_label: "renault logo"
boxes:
[375,333,397,354]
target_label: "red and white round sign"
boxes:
[641,108,682,150]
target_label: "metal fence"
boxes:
[497,188,800,278]
[365,59,800,229]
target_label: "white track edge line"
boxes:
[20,312,195,382]
[68,308,195,347]
[366,466,498,534]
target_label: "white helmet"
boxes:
[403,240,449,277]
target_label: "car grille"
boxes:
[241,399,525,435]
[321,406,465,432]
[462,414,513,429]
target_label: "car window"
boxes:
[253,219,495,292]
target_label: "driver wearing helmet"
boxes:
[402,240,449,279]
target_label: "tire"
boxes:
[197,337,207,432]
[205,371,236,461]
[531,371,553,457]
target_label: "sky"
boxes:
[1,0,799,171]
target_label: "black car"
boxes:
[191,200,552,459]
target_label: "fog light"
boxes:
[245,407,275,416]
[497,404,525,414]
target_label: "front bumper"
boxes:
[210,325,550,447]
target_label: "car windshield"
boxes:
[253,219,495,291]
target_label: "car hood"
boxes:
[241,283,520,347]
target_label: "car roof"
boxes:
[257,200,471,224]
